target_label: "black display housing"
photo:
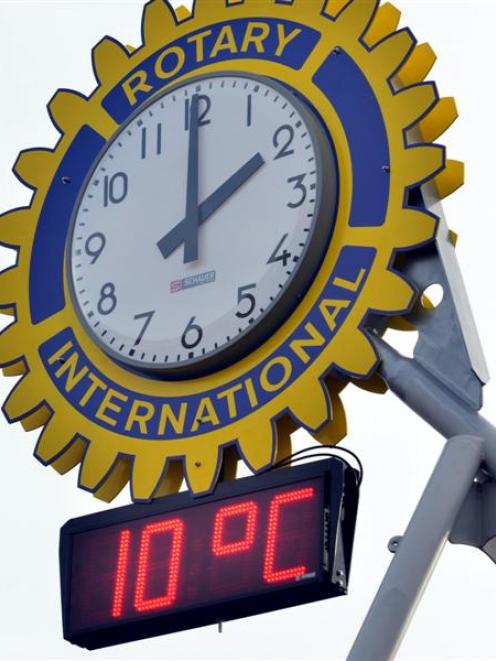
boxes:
[60,458,359,650]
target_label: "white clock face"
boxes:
[68,74,337,376]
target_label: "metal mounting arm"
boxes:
[348,336,496,660]
[348,433,484,661]
[344,175,496,659]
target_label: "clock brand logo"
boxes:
[170,270,216,294]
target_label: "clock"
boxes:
[0,0,448,502]
[67,73,337,377]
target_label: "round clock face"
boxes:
[68,73,338,376]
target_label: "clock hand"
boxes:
[157,152,265,260]
[183,94,200,264]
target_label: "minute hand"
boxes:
[157,152,265,260]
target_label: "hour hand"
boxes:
[157,152,265,260]
[157,222,187,260]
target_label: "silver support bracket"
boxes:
[347,335,496,660]
[345,176,494,658]
[348,435,484,661]
[398,211,488,410]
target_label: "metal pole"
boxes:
[347,434,484,661]
[347,335,496,660]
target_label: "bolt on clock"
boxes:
[0,0,463,652]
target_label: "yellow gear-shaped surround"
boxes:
[0,0,462,502]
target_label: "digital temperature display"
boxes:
[60,459,359,649]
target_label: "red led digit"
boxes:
[134,518,185,613]
[263,487,316,584]
[212,501,258,556]
[111,529,131,618]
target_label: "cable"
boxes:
[268,445,364,487]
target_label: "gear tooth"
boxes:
[175,4,191,21]
[34,416,75,465]
[0,323,23,367]
[184,444,223,494]
[0,208,34,249]
[20,405,51,432]
[449,229,458,247]
[154,460,184,497]
[394,208,436,248]
[434,159,464,199]
[334,0,380,31]
[0,267,23,311]
[405,208,437,245]
[365,2,401,47]
[370,271,415,313]
[219,445,241,482]
[131,452,167,501]
[238,422,276,473]
[0,308,15,318]
[94,457,132,503]
[275,415,297,464]
[418,291,434,312]
[352,373,388,394]
[51,438,87,475]
[313,386,346,445]
[397,82,437,129]
[13,149,54,191]
[79,442,120,493]
[418,97,458,143]
[335,0,379,35]
[287,382,330,433]
[325,0,349,16]
[92,37,131,86]
[333,330,378,377]
[3,373,45,427]
[286,0,330,13]
[370,28,415,76]
[402,144,444,188]
[48,89,89,135]
[153,461,183,497]
[388,315,415,331]
[3,359,27,378]
[142,0,177,48]
[398,42,437,87]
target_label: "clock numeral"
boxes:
[268,234,291,268]
[247,94,253,127]
[185,95,211,131]
[236,284,257,319]
[134,310,155,346]
[273,125,295,160]
[156,123,163,156]
[181,316,203,350]
[104,173,128,207]
[97,283,117,316]
[287,174,308,209]
[141,124,163,159]
[85,232,106,264]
